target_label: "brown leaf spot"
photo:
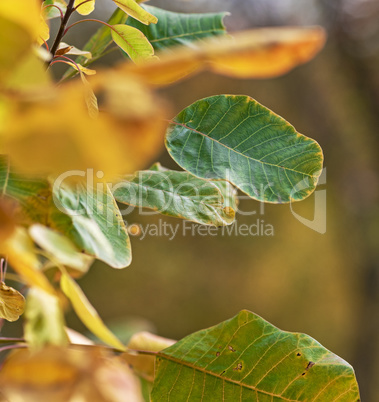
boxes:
[228,345,236,352]
[233,363,243,371]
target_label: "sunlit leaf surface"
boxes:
[152,310,360,401]
[111,24,155,63]
[166,95,323,203]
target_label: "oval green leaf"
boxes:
[152,310,360,401]
[166,95,323,203]
[113,164,236,226]
[50,181,131,269]
[111,24,154,63]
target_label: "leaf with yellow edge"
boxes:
[65,61,96,75]
[60,272,125,351]
[123,332,175,381]
[0,282,25,322]
[122,26,326,86]
[29,224,93,273]
[74,0,95,16]
[78,71,98,119]
[113,0,157,25]
[111,24,155,63]
[1,227,55,295]
[24,287,68,348]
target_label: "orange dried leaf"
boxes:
[122,26,326,86]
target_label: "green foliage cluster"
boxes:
[0,0,360,400]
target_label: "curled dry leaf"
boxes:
[0,281,25,322]
[121,26,326,86]
[0,347,143,402]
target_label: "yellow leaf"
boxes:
[0,0,41,39]
[122,26,326,86]
[38,15,50,45]
[5,51,52,91]
[74,0,95,16]
[123,332,175,381]
[0,0,49,83]
[1,227,55,295]
[111,24,155,64]
[0,281,25,322]
[60,272,125,351]
[65,61,96,75]
[0,74,167,180]
[113,0,157,25]
[0,347,143,402]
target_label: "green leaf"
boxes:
[61,7,128,79]
[113,163,236,226]
[127,5,227,52]
[50,181,131,269]
[60,272,125,351]
[24,287,68,348]
[111,24,154,63]
[152,310,360,401]
[113,0,157,25]
[166,95,323,203]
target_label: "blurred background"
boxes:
[6,0,379,400]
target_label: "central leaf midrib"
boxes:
[157,352,298,401]
[170,121,314,178]
[122,179,222,208]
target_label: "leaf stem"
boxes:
[64,18,113,36]
[49,0,76,61]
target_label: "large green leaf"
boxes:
[50,181,131,268]
[152,310,360,401]
[166,95,323,203]
[126,5,227,52]
[113,163,236,226]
